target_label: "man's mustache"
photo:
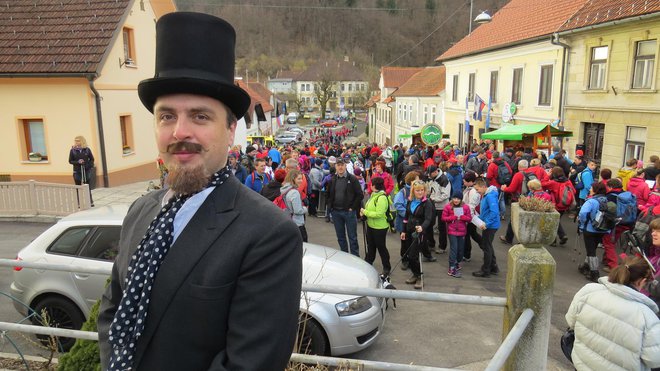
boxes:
[167,142,207,154]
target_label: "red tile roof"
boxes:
[237,80,274,115]
[247,81,273,102]
[383,96,395,104]
[365,94,380,108]
[436,0,587,61]
[559,0,660,32]
[392,66,446,97]
[381,67,424,88]
[0,0,131,74]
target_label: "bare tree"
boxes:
[314,72,336,119]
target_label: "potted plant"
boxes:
[28,152,42,162]
[510,196,560,247]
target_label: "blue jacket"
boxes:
[393,186,410,232]
[446,165,464,195]
[245,171,271,193]
[578,168,595,200]
[232,164,248,184]
[268,148,282,164]
[578,195,610,233]
[480,186,501,230]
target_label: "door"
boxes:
[582,122,605,164]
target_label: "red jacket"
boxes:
[528,166,549,183]
[423,157,435,170]
[541,178,574,211]
[531,190,554,203]
[486,159,513,188]
[370,146,382,157]
[367,171,395,195]
[441,203,472,236]
[627,177,651,209]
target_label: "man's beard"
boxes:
[164,142,211,195]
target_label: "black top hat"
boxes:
[138,12,250,118]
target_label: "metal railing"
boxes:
[0,259,535,370]
[0,181,91,216]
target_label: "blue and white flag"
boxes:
[465,96,470,133]
[485,96,492,130]
[473,94,485,121]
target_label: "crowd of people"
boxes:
[229,132,660,291]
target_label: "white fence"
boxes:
[0,181,91,216]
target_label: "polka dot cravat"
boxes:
[108,166,232,370]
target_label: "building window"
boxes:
[431,106,436,124]
[538,65,553,106]
[589,46,608,89]
[452,75,459,102]
[408,105,412,123]
[468,73,475,101]
[20,119,48,160]
[511,68,523,104]
[361,83,365,91]
[423,105,428,124]
[341,83,345,91]
[632,39,656,89]
[122,28,136,66]
[489,71,498,103]
[348,84,352,91]
[120,115,134,154]
[624,126,646,163]
[313,97,318,104]
[348,97,353,104]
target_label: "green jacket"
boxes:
[364,191,389,230]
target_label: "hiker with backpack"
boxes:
[472,178,501,278]
[618,158,638,190]
[360,177,392,277]
[427,165,451,255]
[280,169,308,242]
[445,158,465,196]
[244,158,271,193]
[261,168,287,202]
[578,182,614,282]
[542,167,576,246]
[486,151,513,220]
[574,160,598,209]
[600,178,638,272]
[394,171,421,271]
[462,171,482,262]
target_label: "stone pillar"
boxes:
[502,203,558,371]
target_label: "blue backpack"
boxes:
[616,191,637,226]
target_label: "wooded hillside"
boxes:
[176,0,509,83]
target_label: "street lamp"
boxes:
[469,0,492,34]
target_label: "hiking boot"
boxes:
[499,236,512,245]
[472,270,491,278]
[423,255,437,262]
[414,278,423,290]
[400,261,409,270]
[577,263,590,276]
[587,271,599,283]
[559,236,568,245]
[491,265,500,275]
[405,274,419,284]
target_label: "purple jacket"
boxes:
[441,203,472,236]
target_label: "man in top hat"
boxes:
[97,12,302,371]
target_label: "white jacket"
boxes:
[565,277,660,371]
[427,172,450,210]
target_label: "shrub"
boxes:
[57,299,101,371]
[518,195,555,212]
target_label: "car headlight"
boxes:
[335,296,372,317]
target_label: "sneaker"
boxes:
[472,270,490,278]
[452,270,462,278]
[456,263,462,271]
[447,267,455,276]
[577,263,590,276]
[423,256,437,262]
[499,236,512,245]
[400,261,409,270]
[438,249,447,254]
[405,274,418,284]
[414,278,423,290]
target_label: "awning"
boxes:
[398,128,422,139]
[481,124,572,141]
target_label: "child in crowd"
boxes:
[442,192,472,278]
[527,179,554,203]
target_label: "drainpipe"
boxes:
[551,33,570,132]
[87,76,109,188]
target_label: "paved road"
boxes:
[0,211,586,369]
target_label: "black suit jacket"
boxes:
[98,176,303,370]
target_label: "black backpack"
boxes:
[591,196,619,232]
[496,162,512,186]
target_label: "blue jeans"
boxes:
[448,235,465,267]
[332,210,360,256]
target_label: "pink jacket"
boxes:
[626,177,650,209]
[531,190,554,203]
[367,171,395,195]
[441,203,472,236]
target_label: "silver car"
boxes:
[11,206,386,355]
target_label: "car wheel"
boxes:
[31,296,85,352]
[297,315,328,355]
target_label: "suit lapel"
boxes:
[133,177,241,362]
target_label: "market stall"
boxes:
[480,124,572,154]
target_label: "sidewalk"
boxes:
[91,179,157,208]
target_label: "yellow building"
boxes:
[436,0,585,149]
[556,5,660,170]
[0,0,175,187]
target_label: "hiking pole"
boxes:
[418,233,424,290]
[80,164,86,184]
[362,217,368,258]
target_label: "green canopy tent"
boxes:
[480,124,572,152]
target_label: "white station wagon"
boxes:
[11,205,386,355]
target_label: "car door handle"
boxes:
[74,273,90,279]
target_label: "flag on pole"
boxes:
[473,94,486,121]
[486,95,491,131]
[464,96,470,134]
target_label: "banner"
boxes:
[473,94,485,121]
[485,96,492,131]
[464,96,470,133]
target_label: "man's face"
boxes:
[588,162,597,171]
[229,156,237,166]
[474,184,486,195]
[291,151,299,160]
[431,170,439,178]
[154,94,235,193]
[335,162,346,175]
[255,161,266,174]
